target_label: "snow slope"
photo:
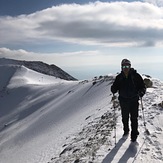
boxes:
[0,58,77,81]
[0,65,163,163]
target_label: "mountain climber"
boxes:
[111,59,146,142]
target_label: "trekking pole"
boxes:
[140,98,150,135]
[112,95,117,146]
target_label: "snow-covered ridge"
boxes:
[0,64,163,163]
[0,57,77,81]
[0,65,72,90]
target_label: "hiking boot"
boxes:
[131,135,138,142]
[131,134,138,142]
[123,131,129,137]
[122,131,129,139]
[131,137,137,142]
[131,130,139,142]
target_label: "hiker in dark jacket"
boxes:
[111,59,146,142]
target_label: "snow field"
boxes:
[0,65,163,163]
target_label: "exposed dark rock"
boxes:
[0,58,77,81]
[144,78,153,88]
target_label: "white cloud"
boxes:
[0,1,163,48]
[0,47,113,67]
[0,47,29,58]
[143,0,163,6]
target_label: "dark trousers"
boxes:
[119,98,139,138]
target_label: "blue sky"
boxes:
[0,0,138,16]
[0,0,163,80]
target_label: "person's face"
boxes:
[122,64,130,74]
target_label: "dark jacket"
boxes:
[111,68,146,101]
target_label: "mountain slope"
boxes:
[0,65,113,163]
[49,77,163,163]
[0,58,77,81]
[0,65,163,163]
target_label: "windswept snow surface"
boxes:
[0,65,163,163]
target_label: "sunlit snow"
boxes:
[0,64,163,163]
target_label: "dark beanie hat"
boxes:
[121,59,131,66]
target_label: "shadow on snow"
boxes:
[102,137,139,163]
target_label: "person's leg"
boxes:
[130,100,139,141]
[120,101,130,135]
